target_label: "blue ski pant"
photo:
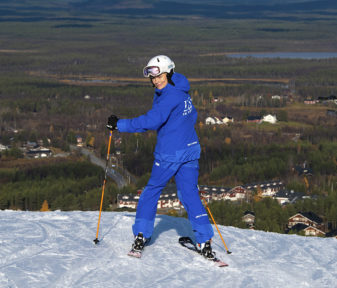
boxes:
[132,159,214,244]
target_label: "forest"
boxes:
[1,0,337,234]
[0,157,119,211]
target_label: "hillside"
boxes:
[1,210,336,287]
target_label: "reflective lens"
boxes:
[143,66,161,77]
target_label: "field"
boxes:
[1,1,337,221]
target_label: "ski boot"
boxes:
[128,232,148,258]
[198,240,216,260]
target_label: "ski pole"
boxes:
[93,130,113,244]
[202,197,232,254]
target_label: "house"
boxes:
[287,212,326,237]
[205,117,216,125]
[247,116,262,123]
[228,186,248,201]
[262,114,277,124]
[289,223,325,237]
[26,147,52,158]
[272,94,289,101]
[242,211,255,229]
[273,189,306,205]
[0,144,9,151]
[199,185,211,200]
[288,212,323,229]
[245,180,284,197]
[117,194,139,209]
[199,184,250,202]
[157,183,182,210]
[213,186,230,201]
[222,116,234,124]
[199,185,233,201]
[205,116,225,125]
[318,95,337,104]
[76,135,84,147]
[118,183,183,211]
[294,161,313,176]
[24,141,38,149]
[157,193,181,210]
[304,99,317,105]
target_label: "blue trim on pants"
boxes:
[132,159,214,243]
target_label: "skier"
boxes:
[107,55,215,259]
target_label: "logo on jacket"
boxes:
[183,97,193,116]
[195,213,208,219]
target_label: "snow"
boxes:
[0,210,336,288]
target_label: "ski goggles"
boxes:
[143,66,161,77]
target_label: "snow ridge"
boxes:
[0,210,336,288]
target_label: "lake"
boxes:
[227,52,337,59]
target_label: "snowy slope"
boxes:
[0,210,336,288]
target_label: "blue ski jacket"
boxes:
[117,72,201,163]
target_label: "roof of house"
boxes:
[318,95,337,100]
[117,194,139,202]
[27,147,52,155]
[198,185,230,195]
[294,165,313,176]
[274,189,305,203]
[244,180,283,190]
[290,223,325,234]
[290,223,309,232]
[296,211,323,224]
[244,211,255,216]
[247,116,262,121]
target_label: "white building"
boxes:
[263,114,277,124]
[205,117,216,125]
[26,147,52,158]
[222,116,234,124]
[205,116,229,125]
[0,144,9,151]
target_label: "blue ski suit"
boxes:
[117,72,214,244]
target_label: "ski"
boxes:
[127,249,143,258]
[178,236,228,267]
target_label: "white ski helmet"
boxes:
[143,55,175,78]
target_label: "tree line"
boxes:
[0,158,119,211]
[207,192,337,234]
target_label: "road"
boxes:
[70,145,128,188]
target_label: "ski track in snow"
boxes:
[0,210,336,288]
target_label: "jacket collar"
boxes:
[155,83,172,96]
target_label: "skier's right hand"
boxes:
[107,114,119,130]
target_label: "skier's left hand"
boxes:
[107,114,119,130]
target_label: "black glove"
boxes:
[107,115,119,130]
